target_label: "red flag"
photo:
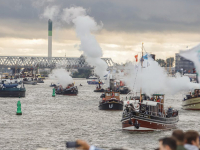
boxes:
[135,54,138,62]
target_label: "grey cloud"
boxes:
[0,0,200,39]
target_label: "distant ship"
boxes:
[23,78,37,85]
[87,76,104,85]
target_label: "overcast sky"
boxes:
[0,0,200,63]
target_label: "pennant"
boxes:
[135,54,138,62]
[143,54,148,60]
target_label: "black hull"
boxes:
[56,90,78,96]
[99,102,123,110]
[120,89,130,94]
[0,91,25,97]
[94,89,104,92]
[63,90,78,96]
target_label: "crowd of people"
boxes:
[69,130,199,150]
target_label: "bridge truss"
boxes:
[0,56,114,69]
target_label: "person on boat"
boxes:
[184,130,199,150]
[159,137,177,150]
[157,97,161,102]
[172,130,187,150]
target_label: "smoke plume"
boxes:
[49,68,73,87]
[61,7,108,79]
[124,56,200,95]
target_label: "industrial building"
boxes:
[175,53,195,73]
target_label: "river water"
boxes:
[0,78,200,150]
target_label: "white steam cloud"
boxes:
[49,68,73,87]
[61,7,108,79]
[124,56,200,95]
[41,5,60,20]
[41,6,108,79]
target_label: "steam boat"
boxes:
[182,89,200,110]
[55,83,78,96]
[121,94,179,131]
[99,79,123,110]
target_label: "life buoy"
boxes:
[134,103,140,111]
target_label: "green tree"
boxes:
[72,69,92,78]
[166,57,174,67]
[156,59,166,67]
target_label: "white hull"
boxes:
[182,97,200,110]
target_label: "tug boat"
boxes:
[121,94,179,131]
[94,81,104,92]
[182,89,200,110]
[99,79,123,110]
[0,81,26,97]
[55,84,78,96]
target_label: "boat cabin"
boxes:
[141,94,165,116]
[103,91,120,101]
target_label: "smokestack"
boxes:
[48,19,52,58]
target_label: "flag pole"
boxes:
[140,43,143,103]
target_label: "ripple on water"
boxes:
[0,79,199,150]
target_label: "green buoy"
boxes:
[16,100,22,115]
[52,88,55,97]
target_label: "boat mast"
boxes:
[140,43,144,102]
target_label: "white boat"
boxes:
[182,89,200,110]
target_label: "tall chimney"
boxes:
[48,19,52,58]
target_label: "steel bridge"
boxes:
[0,56,114,69]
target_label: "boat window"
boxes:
[106,93,111,96]
[115,93,119,96]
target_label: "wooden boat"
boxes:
[121,43,179,131]
[121,94,179,131]
[182,89,200,110]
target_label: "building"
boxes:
[175,53,195,73]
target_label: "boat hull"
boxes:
[99,102,123,110]
[0,89,26,97]
[182,97,200,110]
[23,81,37,85]
[87,81,103,85]
[62,90,78,96]
[94,89,104,92]
[122,115,178,132]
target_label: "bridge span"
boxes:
[0,56,114,69]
